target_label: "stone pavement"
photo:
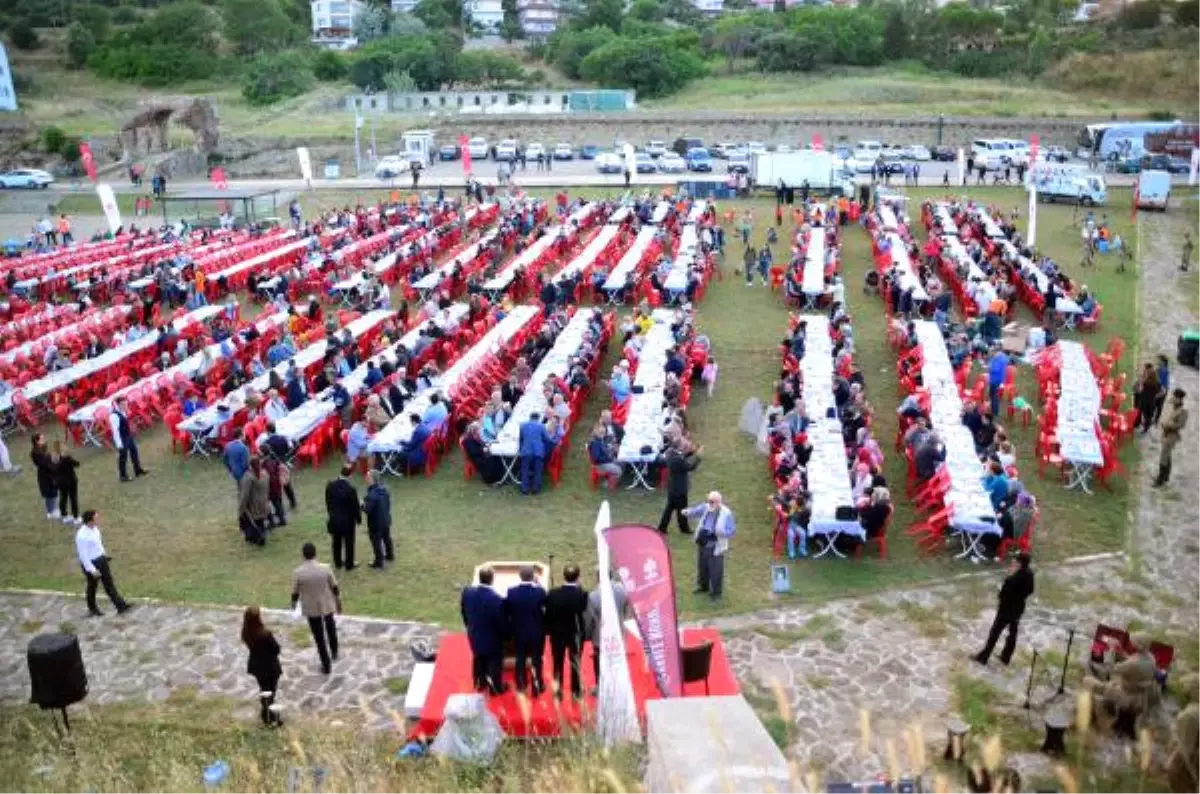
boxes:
[0,212,1194,784]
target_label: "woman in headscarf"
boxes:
[461,422,504,485]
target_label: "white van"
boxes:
[971,139,1012,171]
[1029,163,1106,205]
[1136,170,1171,210]
[1004,139,1030,166]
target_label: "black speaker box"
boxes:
[27,633,88,710]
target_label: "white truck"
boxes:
[750,151,855,196]
[1135,169,1171,211]
[1028,163,1107,206]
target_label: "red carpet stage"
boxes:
[410,627,739,739]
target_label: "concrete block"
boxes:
[645,695,795,793]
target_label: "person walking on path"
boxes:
[109,397,148,482]
[324,465,361,569]
[291,542,341,675]
[241,606,283,727]
[657,439,702,534]
[76,509,132,617]
[1181,232,1194,272]
[685,491,736,600]
[53,441,81,525]
[973,551,1034,666]
[1153,388,1189,488]
[30,432,58,520]
[238,457,271,546]
[362,470,394,569]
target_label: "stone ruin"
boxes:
[118,96,219,160]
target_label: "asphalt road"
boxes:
[29,155,1139,196]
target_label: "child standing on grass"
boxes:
[702,356,718,397]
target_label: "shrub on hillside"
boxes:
[66,22,97,69]
[312,49,348,81]
[1118,0,1164,29]
[88,3,221,85]
[241,51,313,105]
[8,19,41,50]
[578,35,705,97]
[70,4,112,42]
[40,126,67,155]
[1175,0,1199,26]
[111,6,139,25]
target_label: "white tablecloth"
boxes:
[15,240,182,289]
[603,228,658,291]
[412,228,498,292]
[368,304,540,452]
[801,229,828,296]
[997,241,1082,315]
[1,305,132,365]
[331,252,399,294]
[0,304,224,413]
[877,204,898,232]
[795,316,859,535]
[686,200,708,225]
[552,225,620,287]
[481,229,558,293]
[209,237,312,282]
[69,311,290,423]
[969,206,1005,240]
[617,309,677,463]
[941,235,987,284]
[933,203,958,236]
[607,206,632,225]
[490,308,595,457]
[650,202,670,225]
[664,224,699,293]
[0,304,78,338]
[886,232,929,302]
[913,321,999,535]
[177,309,394,435]
[1055,341,1104,465]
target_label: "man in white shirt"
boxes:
[75,510,132,616]
[264,389,289,422]
[110,396,148,482]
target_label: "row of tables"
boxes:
[616,308,678,489]
[1048,340,1105,491]
[0,305,133,365]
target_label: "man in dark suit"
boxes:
[517,411,552,496]
[973,552,1035,666]
[544,564,588,700]
[400,414,430,474]
[324,464,361,570]
[657,439,702,534]
[109,396,148,482]
[504,565,547,695]
[461,567,507,694]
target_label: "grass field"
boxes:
[0,185,1149,626]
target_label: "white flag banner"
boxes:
[297,146,313,184]
[1190,147,1198,187]
[96,183,121,234]
[593,501,641,747]
[623,143,636,185]
[957,147,966,186]
[1027,183,1038,249]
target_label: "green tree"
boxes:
[221,0,301,56]
[882,6,908,58]
[65,21,97,68]
[312,48,348,81]
[70,5,112,41]
[1176,0,1200,25]
[40,126,67,155]
[579,34,704,97]
[791,7,883,66]
[353,4,394,41]
[414,0,468,31]
[454,50,525,85]
[755,28,820,71]
[60,136,82,164]
[1118,0,1163,29]
[1024,25,1050,77]
[550,25,617,79]
[629,0,664,21]
[111,6,139,26]
[241,50,313,105]
[8,19,41,50]
[772,0,786,12]
[382,69,417,93]
[710,12,776,72]
[500,0,522,39]
[88,3,221,84]
[572,0,624,33]
[349,33,455,91]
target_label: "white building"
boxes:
[691,0,723,12]
[468,0,505,31]
[518,0,558,36]
[311,0,364,49]
[390,0,419,12]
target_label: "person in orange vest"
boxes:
[57,214,73,245]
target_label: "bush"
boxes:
[1175,0,1199,26]
[1118,0,1163,29]
[241,50,313,105]
[70,4,112,41]
[348,34,453,92]
[312,49,347,81]
[60,137,83,164]
[112,6,139,25]
[550,25,617,80]
[40,126,67,155]
[578,35,704,97]
[948,47,1022,77]
[90,41,217,85]
[66,22,97,69]
[8,19,41,50]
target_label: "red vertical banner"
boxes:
[603,523,682,698]
[460,135,472,176]
[78,142,97,182]
[811,133,825,152]
[1029,134,1040,163]
[210,166,228,190]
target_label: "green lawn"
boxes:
[0,186,1142,626]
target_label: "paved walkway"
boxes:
[1,212,1194,783]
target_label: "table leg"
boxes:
[187,431,210,457]
[812,531,846,559]
[626,463,653,490]
[377,452,402,477]
[499,456,519,486]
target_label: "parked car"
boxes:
[553,143,574,160]
[776,143,793,154]
[685,147,713,172]
[645,140,668,158]
[746,141,767,155]
[493,139,519,161]
[878,150,906,175]
[672,136,704,156]
[595,152,623,174]
[1116,153,1190,174]
[438,144,460,161]
[635,152,657,173]
[658,152,686,173]
[901,144,931,161]
[525,142,547,162]
[580,144,600,160]
[1043,146,1071,164]
[0,168,53,189]
[727,152,750,174]
[931,145,955,162]
[711,142,737,159]
[467,137,489,160]
[374,156,410,179]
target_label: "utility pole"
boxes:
[354,104,363,176]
